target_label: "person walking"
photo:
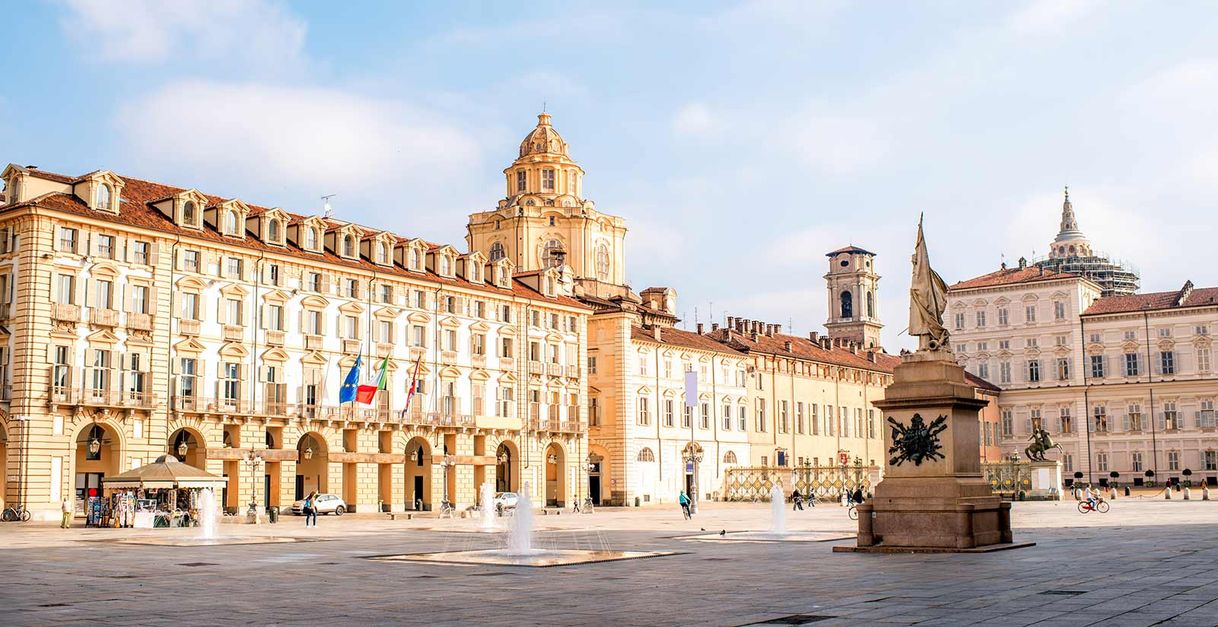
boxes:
[60,498,73,529]
[303,491,319,527]
[678,491,691,520]
[791,488,804,511]
[853,488,864,505]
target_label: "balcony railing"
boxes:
[173,395,252,414]
[546,363,562,377]
[266,330,285,346]
[223,325,244,342]
[441,350,459,363]
[499,357,515,370]
[53,304,81,322]
[530,417,586,434]
[54,387,157,409]
[343,339,361,354]
[528,360,543,375]
[179,319,201,335]
[471,354,487,368]
[565,366,581,379]
[128,313,153,331]
[91,308,120,327]
[305,335,324,350]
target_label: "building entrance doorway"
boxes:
[588,459,602,505]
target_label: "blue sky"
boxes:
[4,0,1217,349]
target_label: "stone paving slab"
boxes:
[2,500,1217,625]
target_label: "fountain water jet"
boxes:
[198,488,219,540]
[770,484,787,534]
[479,482,497,531]
[505,481,536,555]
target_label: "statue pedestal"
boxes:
[835,351,1031,554]
[1028,460,1063,501]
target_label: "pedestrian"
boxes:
[61,498,73,529]
[853,488,864,505]
[791,488,804,511]
[678,491,691,520]
[303,491,318,527]
[844,490,853,506]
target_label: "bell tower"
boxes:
[466,112,629,299]
[824,245,883,349]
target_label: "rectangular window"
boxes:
[179,358,197,398]
[1056,357,1070,381]
[343,315,359,339]
[999,361,1011,384]
[516,170,526,192]
[411,324,426,347]
[779,400,789,433]
[1090,354,1105,378]
[268,305,284,331]
[1132,452,1143,472]
[1199,348,1212,372]
[1001,409,1013,437]
[738,406,746,431]
[308,273,323,292]
[130,285,148,314]
[226,298,242,325]
[58,227,78,252]
[1097,452,1108,472]
[57,275,76,304]
[1198,399,1215,429]
[472,333,486,356]
[1125,353,1140,377]
[1163,401,1180,431]
[636,397,650,425]
[975,311,986,327]
[1025,305,1037,323]
[1027,359,1041,383]
[1092,405,1107,432]
[183,250,200,273]
[500,337,513,358]
[796,402,805,434]
[266,263,280,286]
[305,310,322,335]
[178,292,198,320]
[998,308,1009,326]
[1060,408,1073,434]
[756,399,766,432]
[1168,450,1180,471]
[1127,404,1143,431]
[1054,301,1066,320]
[811,404,819,435]
[542,169,555,190]
[954,312,965,330]
[222,362,240,402]
[1205,450,1217,472]
[977,362,989,380]
[345,279,358,299]
[226,257,243,277]
[1159,351,1175,375]
[723,404,732,431]
[588,356,597,374]
[588,397,599,427]
[96,280,113,309]
[97,234,115,259]
[380,284,392,304]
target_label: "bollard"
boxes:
[1165,487,1172,500]
[1183,487,1191,500]
[1204,486,1211,501]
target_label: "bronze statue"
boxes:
[909,214,951,352]
[1025,422,1062,461]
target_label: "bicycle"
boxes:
[2,504,32,522]
[847,505,858,520]
[1078,498,1110,514]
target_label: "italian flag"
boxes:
[356,356,389,405]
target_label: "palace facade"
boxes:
[949,192,1217,487]
[0,159,590,521]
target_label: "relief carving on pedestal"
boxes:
[887,413,947,466]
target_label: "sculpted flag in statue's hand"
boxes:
[909,214,950,352]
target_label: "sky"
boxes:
[3,0,1217,350]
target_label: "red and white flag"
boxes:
[399,356,423,419]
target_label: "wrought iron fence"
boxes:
[983,457,1032,497]
[723,464,877,502]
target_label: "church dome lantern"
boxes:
[519,112,570,158]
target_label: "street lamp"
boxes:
[303,446,314,461]
[682,447,703,514]
[177,439,188,458]
[242,450,264,521]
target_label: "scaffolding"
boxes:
[1033,253,1140,297]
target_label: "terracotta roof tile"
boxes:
[3,169,586,309]
[1083,284,1218,315]
[631,325,744,356]
[950,266,1078,290]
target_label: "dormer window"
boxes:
[439,255,451,276]
[376,242,389,265]
[267,219,282,243]
[343,235,356,258]
[97,184,113,211]
[8,177,20,204]
[305,227,319,251]
[225,210,239,236]
[497,267,507,287]
[183,201,197,225]
[410,248,422,271]
[471,264,480,283]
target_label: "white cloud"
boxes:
[115,80,482,232]
[1007,0,1102,38]
[672,103,720,138]
[786,108,889,176]
[59,0,307,69]
[623,214,686,268]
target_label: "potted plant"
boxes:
[1182,468,1193,488]
[1145,469,1156,489]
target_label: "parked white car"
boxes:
[291,493,347,516]
[493,492,519,514]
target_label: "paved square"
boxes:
[2,499,1217,626]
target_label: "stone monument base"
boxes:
[1028,460,1063,501]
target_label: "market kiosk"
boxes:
[100,455,228,529]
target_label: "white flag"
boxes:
[684,371,698,408]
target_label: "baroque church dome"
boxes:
[518,113,570,158]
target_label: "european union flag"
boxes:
[339,355,362,404]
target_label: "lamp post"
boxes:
[242,449,264,521]
[682,447,703,514]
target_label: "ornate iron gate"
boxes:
[723,464,877,502]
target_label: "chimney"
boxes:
[784,340,793,352]
[751,321,760,334]
[867,350,877,363]
[726,316,734,329]
[696,323,704,334]
[809,331,819,342]
[711,323,719,332]
[652,326,661,341]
